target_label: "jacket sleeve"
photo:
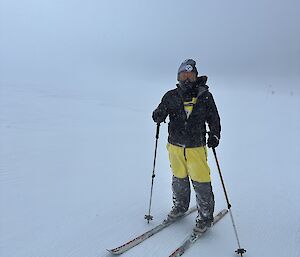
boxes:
[206,92,221,139]
[152,92,170,122]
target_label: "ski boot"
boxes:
[164,206,186,223]
[193,219,212,235]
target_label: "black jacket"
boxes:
[153,76,221,147]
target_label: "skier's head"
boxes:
[177,59,198,91]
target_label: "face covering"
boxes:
[179,80,195,93]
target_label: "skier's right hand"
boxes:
[152,109,165,123]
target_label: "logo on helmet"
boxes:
[185,64,193,72]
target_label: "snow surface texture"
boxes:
[0,79,300,257]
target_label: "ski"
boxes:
[168,209,228,257]
[107,206,198,255]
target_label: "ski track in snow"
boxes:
[0,82,300,257]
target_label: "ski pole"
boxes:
[212,147,247,257]
[145,123,160,223]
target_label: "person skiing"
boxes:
[152,59,221,234]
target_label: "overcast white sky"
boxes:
[0,0,299,87]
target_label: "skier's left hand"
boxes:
[207,133,219,148]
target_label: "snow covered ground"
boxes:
[0,77,299,257]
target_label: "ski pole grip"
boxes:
[155,123,160,139]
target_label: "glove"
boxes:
[152,109,165,123]
[207,133,219,148]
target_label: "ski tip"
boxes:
[223,208,229,214]
[215,209,228,217]
[220,209,229,217]
[106,249,119,255]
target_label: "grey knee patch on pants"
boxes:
[192,180,215,222]
[172,176,191,212]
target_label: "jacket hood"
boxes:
[195,76,209,95]
[196,75,208,86]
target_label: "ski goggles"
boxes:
[178,72,197,82]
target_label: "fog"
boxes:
[1,2,300,256]
[1,0,299,88]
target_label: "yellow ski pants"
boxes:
[167,143,211,183]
